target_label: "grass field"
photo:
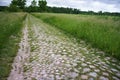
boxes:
[0,12,26,79]
[32,13,120,59]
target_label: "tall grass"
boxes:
[0,12,26,79]
[32,13,120,59]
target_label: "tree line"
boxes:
[7,0,47,12]
[0,0,120,16]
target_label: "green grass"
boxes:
[32,13,120,59]
[0,12,26,79]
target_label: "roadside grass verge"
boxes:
[0,12,26,79]
[32,13,120,59]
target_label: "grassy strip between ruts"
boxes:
[0,12,26,80]
[32,13,120,60]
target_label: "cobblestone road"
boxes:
[8,15,120,80]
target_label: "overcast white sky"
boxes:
[0,0,120,12]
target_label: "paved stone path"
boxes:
[8,15,120,80]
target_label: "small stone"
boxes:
[103,72,109,76]
[43,74,47,77]
[116,73,120,77]
[99,76,109,80]
[105,57,111,60]
[56,75,61,79]
[78,67,82,70]
[81,58,85,61]
[58,51,62,53]
[55,72,60,75]
[41,70,46,74]
[94,69,100,72]
[89,72,97,77]
[81,63,87,67]
[101,68,106,71]
[81,75,88,79]
[117,65,120,69]
[61,60,65,63]
[92,60,97,63]
[56,61,60,65]
[74,68,79,73]
[55,69,59,72]
[69,55,72,57]
[69,72,78,78]
[86,62,91,64]
[88,77,94,80]
[83,68,90,73]
[51,54,55,57]
[89,65,95,69]
[113,76,120,80]
[111,68,118,72]
[72,63,77,66]
[63,49,66,52]
[112,59,117,63]
[62,52,67,55]
[102,66,108,69]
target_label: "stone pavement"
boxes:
[8,15,120,80]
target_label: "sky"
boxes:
[0,0,120,12]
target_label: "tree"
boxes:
[9,0,26,11]
[29,0,38,12]
[31,0,37,7]
[17,0,26,9]
[38,0,47,12]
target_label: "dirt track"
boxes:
[8,14,120,80]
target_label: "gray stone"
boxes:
[69,72,78,78]
[88,77,94,80]
[81,58,85,61]
[62,52,67,55]
[111,68,118,72]
[89,72,97,77]
[56,75,62,79]
[83,68,90,73]
[86,62,91,64]
[72,63,77,67]
[113,76,120,80]
[112,59,117,63]
[81,75,88,79]
[66,64,71,67]
[116,73,120,77]
[94,69,100,73]
[103,72,109,76]
[99,76,109,80]
[81,63,87,67]
[74,69,79,73]
[89,65,95,69]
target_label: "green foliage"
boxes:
[38,0,47,12]
[32,13,120,59]
[31,0,37,7]
[0,12,26,79]
[28,0,38,12]
[8,5,20,12]
[9,0,26,12]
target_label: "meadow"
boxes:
[32,13,120,59]
[0,12,26,79]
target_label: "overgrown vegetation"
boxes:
[32,13,120,59]
[0,12,26,79]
